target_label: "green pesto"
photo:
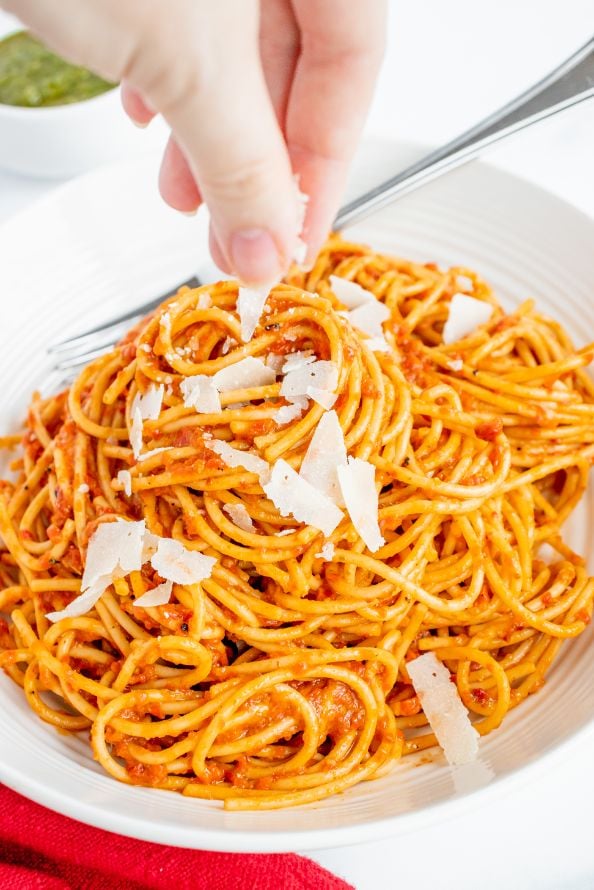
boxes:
[0,31,116,107]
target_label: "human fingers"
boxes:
[158,136,202,214]
[287,0,387,258]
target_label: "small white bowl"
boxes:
[0,22,163,179]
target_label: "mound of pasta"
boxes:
[0,236,593,810]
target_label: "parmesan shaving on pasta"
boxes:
[274,397,308,426]
[280,360,338,407]
[281,351,315,374]
[263,459,343,537]
[347,300,390,339]
[133,579,173,608]
[213,357,276,392]
[337,457,384,553]
[237,285,270,343]
[299,410,347,505]
[47,520,147,622]
[407,652,479,765]
[150,538,216,585]
[443,293,493,345]
[117,469,132,497]
[180,375,222,414]
[223,503,255,532]
[329,275,375,309]
[207,439,270,483]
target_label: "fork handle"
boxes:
[335,37,594,229]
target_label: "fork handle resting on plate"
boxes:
[334,36,594,230]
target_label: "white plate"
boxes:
[0,142,593,852]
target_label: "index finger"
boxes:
[287,0,387,257]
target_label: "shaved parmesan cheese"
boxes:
[337,457,384,553]
[77,483,89,494]
[82,520,145,590]
[266,353,285,372]
[133,579,173,608]
[274,397,308,425]
[134,385,164,421]
[443,293,493,345]
[117,469,132,497]
[277,528,295,536]
[281,351,315,374]
[213,357,276,392]
[347,299,390,339]
[293,237,307,265]
[137,447,173,462]
[180,375,222,414]
[307,387,337,410]
[130,406,143,459]
[281,360,338,404]
[197,292,212,309]
[329,275,375,309]
[221,336,235,355]
[447,358,464,371]
[299,410,347,505]
[151,538,215,585]
[365,336,390,353]
[237,285,270,342]
[315,541,335,560]
[141,530,160,563]
[46,577,111,622]
[263,459,343,537]
[223,503,255,532]
[206,439,270,483]
[47,519,146,623]
[407,652,479,765]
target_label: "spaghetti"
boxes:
[0,235,593,809]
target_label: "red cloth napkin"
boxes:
[0,785,352,890]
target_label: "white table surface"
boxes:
[1,3,594,888]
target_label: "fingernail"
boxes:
[230,228,283,285]
[180,208,198,217]
[130,118,150,129]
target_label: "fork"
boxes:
[50,35,594,372]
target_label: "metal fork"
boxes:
[50,35,594,371]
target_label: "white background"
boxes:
[1,2,594,888]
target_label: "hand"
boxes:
[3,0,386,283]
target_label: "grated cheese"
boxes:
[407,652,479,765]
[263,459,343,537]
[337,457,385,553]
